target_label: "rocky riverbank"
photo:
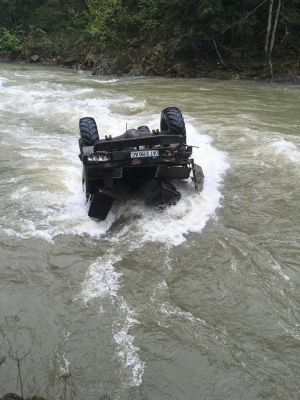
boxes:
[2,48,300,83]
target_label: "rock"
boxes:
[30,55,39,62]
[231,73,240,80]
[0,56,10,62]
[84,54,97,69]
[2,394,24,400]
[112,53,132,74]
[126,68,144,77]
[269,72,300,84]
[107,64,121,75]
[26,396,47,400]
[171,63,189,77]
[91,60,111,75]
[62,57,76,66]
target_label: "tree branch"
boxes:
[223,0,268,34]
[212,37,226,67]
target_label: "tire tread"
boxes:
[79,117,99,146]
[160,107,186,142]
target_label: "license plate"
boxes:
[130,150,159,158]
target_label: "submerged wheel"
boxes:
[160,107,186,143]
[79,117,99,146]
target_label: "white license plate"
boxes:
[130,150,159,158]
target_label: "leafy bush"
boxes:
[24,26,55,56]
[0,28,24,55]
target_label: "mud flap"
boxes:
[192,163,204,191]
[88,189,119,220]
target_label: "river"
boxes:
[0,63,299,400]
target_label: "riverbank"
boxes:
[1,51,300,83]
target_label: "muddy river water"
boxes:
[0,63,299,399]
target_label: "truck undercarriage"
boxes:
[78,107,204,220]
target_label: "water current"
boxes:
[0,63,299,400]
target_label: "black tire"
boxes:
[78,137,83,153]
[138,125,151,133]
[160,107,186,143]
[79,117,99,146]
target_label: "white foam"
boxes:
[254,137,300,164]
[151,281,206,329]
[2,116,228,245]
[113,297,145,387]
[3,111,226,244]
[92,78,120,84]
[271,258,290,281]
[270,139,300,162]
[104,123,229,246]
[80,255,123,301]
[0,76,8,86]
[109,100,147,115]
[60,354,71,374]
[77,255,145,387]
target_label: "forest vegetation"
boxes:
[0,0,299,79]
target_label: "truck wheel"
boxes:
[160,107,186,143]
[79,117,99,146]
[78,137,83,153]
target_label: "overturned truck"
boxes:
[78,107,204,220]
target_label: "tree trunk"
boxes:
[212,37,226,67]
[264,0,274,56]
[269,0,282,55]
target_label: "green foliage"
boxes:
[85,0,162,50]
[0,0,299,66]
[24,26,55,56]
[28,6,65,31]
[0,0,18,26]
[0,28,24,55]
